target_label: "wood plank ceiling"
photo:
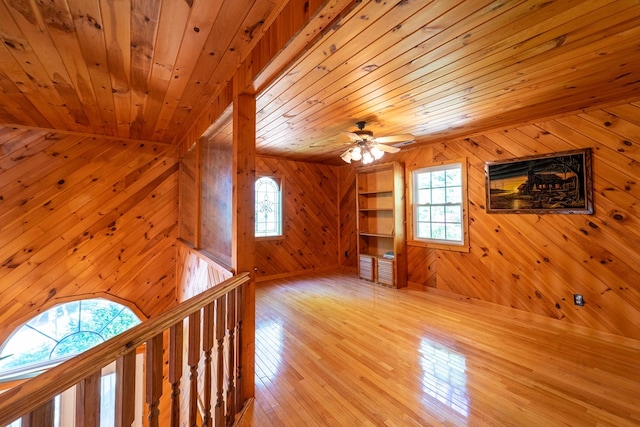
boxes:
[1,0,640,164]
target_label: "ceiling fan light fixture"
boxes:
[362,149,374,164]
[351,146,362,161]
[370,145,384,160]
[341,150,352,163]
[339,121,409,164]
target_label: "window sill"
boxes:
[408,239,470,253]
[256,235,284,242]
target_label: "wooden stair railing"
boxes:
[0,272,250,427]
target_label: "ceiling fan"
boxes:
[340,121,414,164]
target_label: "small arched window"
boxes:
[0,298,141,374]
[255,176,283,237]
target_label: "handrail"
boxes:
[0,271,250,426]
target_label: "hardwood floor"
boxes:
[238,272,640,426]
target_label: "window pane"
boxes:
[417,172,431,189]
[432,223,446,240]
[51,331,103,359]
[412,163,465,245]
[446,224,462,241]
[0,326,56,371]
[432,171,446,188]
[28,302,80,341]
[417,206,431,222]
[446,187,461,204]
[431,206,445,223]
[80,299,120,333]
[417,222,431,239]
[0,300,140,375]
[445,206,461,223]
[255,177,281,237]
[432,188,446,204]
[418,189,431,205]
[102,309,141,338]
[446,168,461,186]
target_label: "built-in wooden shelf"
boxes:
[356,161,407,288]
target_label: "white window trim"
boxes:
[408,159,470,252]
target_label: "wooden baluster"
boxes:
[76,370,101,427]
[169,321,184,427]
[235,284,244,412]
[202,302,215,426]
[226,289,237,424]
[146,333,163,427]
[21,399,54,427]
[215,295,226,426]
[115,352,136,427]
[188,310,201,427]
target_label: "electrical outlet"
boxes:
[573,294,585,306]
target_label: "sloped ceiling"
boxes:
[1,0,640,163]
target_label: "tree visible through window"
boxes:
[0,299,141,374]
[255,176,282,237]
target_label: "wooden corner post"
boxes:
[232,62,256,404]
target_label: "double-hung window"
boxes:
[410,160,469,251]
[255,176,283,238]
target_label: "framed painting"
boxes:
[485,148,593,214]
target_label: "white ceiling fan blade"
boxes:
[374,134,414,144]
[375,144,401,154]
[342,131,363,141]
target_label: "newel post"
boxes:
[232,61,256,405]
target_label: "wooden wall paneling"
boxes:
[332,102,640,340]
[0,69,51,128]
[486,115,639,337]
[338,165,357,270]
[437,138,602,319]
[255,156,340,280]
[31,171,176,299]
[0,127,180,345]
[78,184,178,291]
[200,117,233,268]
[179,145,197,245]
[99,0,132,138]
[406,245,436,289]
[430,141,554,311]
[175,243,233,303]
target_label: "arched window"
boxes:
[0,298,141,374]
[255,176,283,237]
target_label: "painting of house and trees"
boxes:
[485,149,593,214]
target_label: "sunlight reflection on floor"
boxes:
[419,338,469,417]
